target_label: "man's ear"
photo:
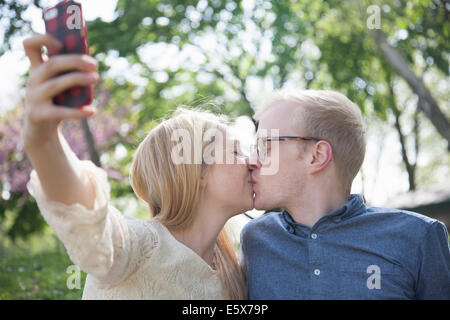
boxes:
[309,140,333,174]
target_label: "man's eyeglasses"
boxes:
[256,136,322,162]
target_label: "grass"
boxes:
[0,248,87,300]
[0,196,145,300]
[0,225,88,300]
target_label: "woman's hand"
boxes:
[22,33,99,149]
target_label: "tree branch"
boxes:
[375,30,450,151]
[389,82,416,191]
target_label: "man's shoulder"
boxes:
[364,205,446,235]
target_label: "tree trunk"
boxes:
[81,118,101,167]
[389,81,417,191]
[392,108,416,191]
[375,30,450,151]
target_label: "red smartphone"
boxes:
[43,0,93,108]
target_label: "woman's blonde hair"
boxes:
[130,107,247,299]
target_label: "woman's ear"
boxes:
[200,168,209,188]
[200,175,206,187]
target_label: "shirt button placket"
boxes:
[309,230,322,298]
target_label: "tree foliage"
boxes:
[0,0,448,242]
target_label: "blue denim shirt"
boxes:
[241,194,450,299]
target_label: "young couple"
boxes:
[22,34,449,300]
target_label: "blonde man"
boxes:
[242,89,450,299]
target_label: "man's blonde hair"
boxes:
[254,89,366,194]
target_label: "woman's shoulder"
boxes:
[122,214,161,228]
[121,215,162,251]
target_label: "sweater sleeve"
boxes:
[26,160,159,288]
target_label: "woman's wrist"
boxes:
[22,121,60,152]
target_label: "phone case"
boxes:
[43,0,93,108]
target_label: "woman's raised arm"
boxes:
[22,34,99,210]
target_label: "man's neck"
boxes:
[285,188,349,228]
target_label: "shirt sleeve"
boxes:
[416,221,450,299]
[26,160,159,288]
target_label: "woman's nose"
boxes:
[246,150,261,170]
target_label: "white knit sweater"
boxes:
[26,160,225,300]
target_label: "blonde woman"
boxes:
[22,34,250,299]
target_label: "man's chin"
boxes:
[252,195,268,211]
[253,193,282,212]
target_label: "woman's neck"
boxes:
[168,205,229,269]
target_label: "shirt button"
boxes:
[314,269,321,276]
[311,233,317,239]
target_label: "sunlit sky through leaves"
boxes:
[1,0,448,239]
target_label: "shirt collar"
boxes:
[322,193,366,221]
[281,194,366,232]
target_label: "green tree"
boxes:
[1,0,448,240]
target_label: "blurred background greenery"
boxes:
[0,0,449,299]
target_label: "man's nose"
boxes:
[246,149,261,170]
